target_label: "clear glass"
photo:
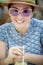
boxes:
[15,62,27,65]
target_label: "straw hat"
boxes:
[0,0,43,8]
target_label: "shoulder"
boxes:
[0,22,12,35]
[0,22,12,30]
[32,18,43,28]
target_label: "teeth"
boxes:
[16,21,24,24]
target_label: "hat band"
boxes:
[0,0,35,4]
[10,0,35,4]
[15,0,35,4]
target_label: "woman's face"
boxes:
[9,3,33,32]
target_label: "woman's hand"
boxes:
[7,46,23,63]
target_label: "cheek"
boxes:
[10,16,16,21]
[25,16,31,22]
[9,13,16,21]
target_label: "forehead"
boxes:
[10,3,31,9]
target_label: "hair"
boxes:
[0,4,4,9]
[31,6,35,11]
[8,4,13,9]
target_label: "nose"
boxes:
[17,13,23,20]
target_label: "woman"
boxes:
[0,0,43,65]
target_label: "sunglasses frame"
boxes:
[9,7,32,17]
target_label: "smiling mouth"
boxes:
[16,20,24,24]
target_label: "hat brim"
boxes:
[0,2,43,8]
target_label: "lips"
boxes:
[16,20,24,24]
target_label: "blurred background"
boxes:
[0,0,43,25]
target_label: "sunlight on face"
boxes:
[9,3,33,34]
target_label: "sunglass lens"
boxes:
[23,9,31,16]
[10,9,18,16]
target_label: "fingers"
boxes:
[12,47,23,56]
[13,54,23,62]
[15,56,23,62]
[7,46,24,64]
[9,46,23,58]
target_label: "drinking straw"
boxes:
[22,45,24,65]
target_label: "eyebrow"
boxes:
[11,6,18,9]
[11,6,31,10]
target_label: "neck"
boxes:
[16,24,30,35]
